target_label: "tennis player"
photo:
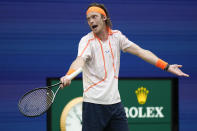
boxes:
[60,3,189,131]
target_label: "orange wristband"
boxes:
[156,59,168,70]
[66,69,76,75]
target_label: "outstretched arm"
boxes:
[60,56,85,88]
[124,43,189,77]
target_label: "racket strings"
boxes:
[18,88,54,116]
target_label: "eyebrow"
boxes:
[87,14,99,19]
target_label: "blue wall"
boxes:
[0,0,196,130]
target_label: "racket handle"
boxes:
[66,67,82,80]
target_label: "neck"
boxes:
[95,26,108,41]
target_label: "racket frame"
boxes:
[18,67,82,117]
[18,83,61,117]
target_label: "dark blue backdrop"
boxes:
[0,0,196,130]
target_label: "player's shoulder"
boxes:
[80,32,95,42]
[111,29,124,37]
[111,29,121,34]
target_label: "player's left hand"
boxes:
[167,64,189,77]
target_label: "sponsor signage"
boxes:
[47,78,178,131]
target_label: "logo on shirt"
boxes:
[105,50,110,53]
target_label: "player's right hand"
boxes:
[60,76,71,89]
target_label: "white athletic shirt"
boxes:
[77,30,134,105]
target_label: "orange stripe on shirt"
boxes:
[79,38,95,57]
[84,79,105,92]
[84,38,107,92]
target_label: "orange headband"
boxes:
[86,6,106,17]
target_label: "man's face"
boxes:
[86,12,106,34]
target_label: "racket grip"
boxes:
[66,67,82,80]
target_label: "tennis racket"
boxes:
[18,67,82,117]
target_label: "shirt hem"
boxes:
[83,98,121,105]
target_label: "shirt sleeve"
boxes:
[119,31,135,52]
[77,37,92,62]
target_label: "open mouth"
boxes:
[92,25,98,29]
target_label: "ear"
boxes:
[102,15,107,21]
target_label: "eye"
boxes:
[92,15,97,19]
